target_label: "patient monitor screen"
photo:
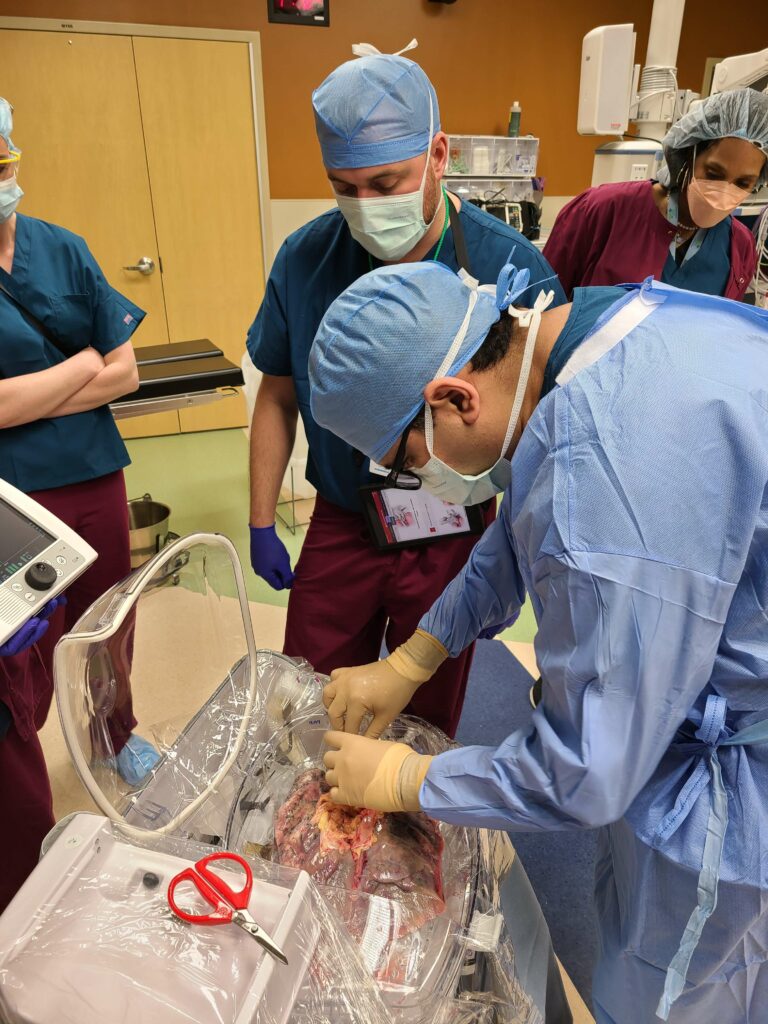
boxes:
[0,498,54,584]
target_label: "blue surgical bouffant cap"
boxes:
[312,41,441,169]
[659,88,768,189]
[310,255,533,463]
[0,98,17,151]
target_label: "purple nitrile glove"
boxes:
[477,614,518,641]
[0,595,66,657]
[249,524,295,590]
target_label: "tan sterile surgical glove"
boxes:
[323,731,434,812]
[323,629,449,737]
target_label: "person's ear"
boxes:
[431,132,449,178]
[424,376,480,425]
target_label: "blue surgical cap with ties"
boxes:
[309,256,539,463]
[312,41,441,170]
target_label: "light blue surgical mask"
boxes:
[416,286,555,506]
[334,97,439,261]
[0,173,23,222]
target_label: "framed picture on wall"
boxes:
[267,0,329,26]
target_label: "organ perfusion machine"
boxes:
[0,534,539,1024]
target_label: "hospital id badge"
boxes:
[359,479,484,551]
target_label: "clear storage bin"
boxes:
[446,135,539,178]
[48,534,541,1024]
[444,178,535,204]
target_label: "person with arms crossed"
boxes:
[0,99,153,911]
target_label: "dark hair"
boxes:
[411,314,519,431]
[665,138,716,193]
[470,313,518,372]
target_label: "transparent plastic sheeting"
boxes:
[0,815,526,1024]
[54,534,267,835]
[232,710,476,1010]
[0,815,392,1024]
[50,534,542,1024]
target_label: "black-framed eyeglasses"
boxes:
[384,415,423,491]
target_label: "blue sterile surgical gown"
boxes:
[418,280,768,1023]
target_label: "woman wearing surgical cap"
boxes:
[544,88,768,300]
[0,98,154,912]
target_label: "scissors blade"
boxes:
[234,910,289,965]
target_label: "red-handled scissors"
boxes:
[167,851,288,965]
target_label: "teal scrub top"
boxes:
[0,215,145,492]
[661,215,732,296]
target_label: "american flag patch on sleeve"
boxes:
[123,313,134,325]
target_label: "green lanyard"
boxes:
[367,188,451,272]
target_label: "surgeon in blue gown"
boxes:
[307,257,768,1023]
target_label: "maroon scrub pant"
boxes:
[283,494,496,738]
[0,470,132,912]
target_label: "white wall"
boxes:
[539,195,573,234]
[270,198,336,257]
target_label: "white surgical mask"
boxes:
[335,98,440,261]
[415,285,555,506]
[0,173,22,223]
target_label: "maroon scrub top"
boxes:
[544,179,757,301]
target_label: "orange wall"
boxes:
[1,1,766,197]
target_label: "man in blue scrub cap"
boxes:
[310,259,768,1024]
[246,42,565,739]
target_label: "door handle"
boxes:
[122,256,155,276]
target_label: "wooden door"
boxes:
[132,37,265,432]
[0,28,181,438]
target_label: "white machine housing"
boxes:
[578,8,768,192]
[577,24,636,136]
[589,140,664,188]
[32,534,535,1024]
[578,0,688,186]
[711,48,768,95]
[0,479,97,645]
